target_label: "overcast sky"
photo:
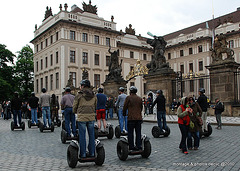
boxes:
[1,0,239,55]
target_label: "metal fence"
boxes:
[234,71,240,104]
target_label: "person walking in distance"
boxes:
[50,94,59,124]
[96,88,107,132]
[39,88,52,128]
[115,87,128,134]
[213,98,224,130]
[73,80,97,158]
[123,86,143,151]
[61,87,77,137]
[28,92,39,125]
[197,88,208,132]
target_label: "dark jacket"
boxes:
[215,101,223,115]
[197,94,208,112]
[29,96,39,108]
[189,101,202,132]
[123,94,142,121]
[152,94,166,111]
[11,98,22,110]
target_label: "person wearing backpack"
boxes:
[213,98,223,130]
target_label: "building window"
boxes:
[50,54,53,66]
[189,47,193,55]
[180,64,184,73]
[36,45,39,52]
[69,72,76,87]
[56,51,58,64]
[151,55,154,61]
[40,59,43,70]
[45,57,48,68]
[56,32,59,41]
[82,33,88,42]
[70,50,75,63]
[70,30,75,40]
[168,53,171,60]
[36,79,39,93]
[40,78,43,91]
[106,56,110,66]
[130,82,135,87]
[94,74,100,88]
[190,80,194,92]
[50,74,53,90]
[95,54,99,65]
[143,54,147,60]
[50,35,53,44]
[56,72,59,89]
[182,81,185,93]
[41,42,43,49]
[198,45,203,53]
[36,61,38,72]
[45,39,48,47]
[106,37,110,46]
[94,35,99,44]
[130,51,134,58]
[199,79,204,89]
[83,52,88,64]
[229,40,234,48]
[144,83,147,94]
[189,63,193,72]
[199,61,203,71]
[45,76,48,91]
[180,50,184,57]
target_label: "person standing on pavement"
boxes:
[39,88,52,128]
[187,97,202,150]
[28,92,39,125]
[11,92,22,126]
[147,94,153,114]
[115,87,128,134]
[152,90,167,134]
[123,86,143,151]
[50,94,59,124]
[213,98,224,130]
[73,80,97,158]
[107,96,114,119]
[197,88,208,132]
[177,97,192,154]
[96,88,107,132]
[61,87,76,137]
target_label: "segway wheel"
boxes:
[115,125,121,138]
[28,120,31,128]
[141,140,151,158]
[57,120,61,127]
[107,126,114,139]
[39,122,44,132]
[164,126,170,137]
[61,130,67,144]
[151,126,161,138]
[94,127,99,139]
[21,122,25,131]
[51,124,55,132]
[205,123,212,137]
[62,120,65,130]
[117,141,129,161]
[11,121,14,131]
[95,146,105,166]
[37,120,40,128]
[67,145,78,168]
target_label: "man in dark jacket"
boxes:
[152,90,167,133]
[28,92,39,124]
[11,92,22,126]
[197,88,208,131]
[213,98,223,130]
[123,86,143,151]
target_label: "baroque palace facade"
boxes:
[31,1,240,101]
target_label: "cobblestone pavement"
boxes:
[0,118,239,171]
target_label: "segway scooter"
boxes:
[61,129,79,144]
[28,120,41,128]
[115,125,128,138]
[200,123,212,138]
[11,121,25,131]
[151,126,170,138]
[39,122,54,132]
[67,139,105,168]
[117,134,151,161]
[62,120,78,130]
[53,119,61,127]
[94,123,114,139]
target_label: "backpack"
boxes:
[220,102,224,113]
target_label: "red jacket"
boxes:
[178,105,190,125]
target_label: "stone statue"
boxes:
[125,24,135,35]
[43,6,53,21]
[146,34,168,72]
[210,35,234,63]
[82,67,88,80]
[82,0,97,14]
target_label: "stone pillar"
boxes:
[102,80,127,98]
[206,61,240,116]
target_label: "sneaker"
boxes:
[188,147,193,150]
[194,147,199,150]
[183,151,188,154]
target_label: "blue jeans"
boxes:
[78,121,95,158]
[109,108,113,119]
[1,112,3,118]
[13,110,22,126]
[157,111,167,131]
[128,120,142,150]
[105,109,108,121]
[179,124,189,152]
[118,108,128,132]
[187,131,200,148]
[42,106,51,127]
[31,108,38,124]
[64,107,76,136]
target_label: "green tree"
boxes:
[0,44,15,101]
[14,45,34,100]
